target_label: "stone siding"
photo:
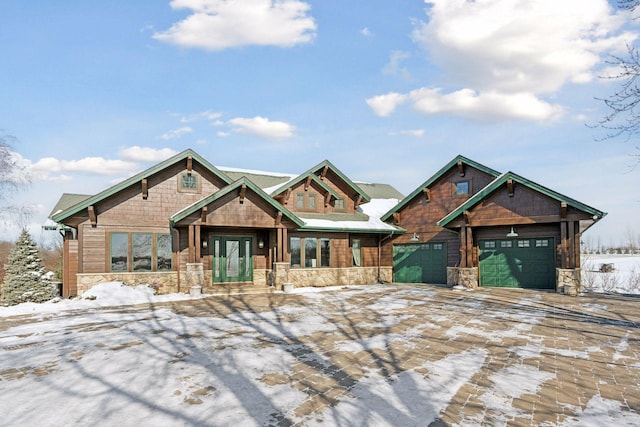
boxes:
[446,267,478,288]
[287,267,390,288]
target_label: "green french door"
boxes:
[212,236,253,283]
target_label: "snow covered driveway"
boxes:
[1,285,640,426]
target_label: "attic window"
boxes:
[455,181,469,195]
[179,173,200,193]
[334,198,345,210]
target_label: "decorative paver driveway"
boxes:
[1,284,639,426]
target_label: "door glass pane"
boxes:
[305,238,317,268]
[290,237,301,267]
[245,240,251,276]
[214,239,220,278]
[320,238,331,267]
[132,233,153,271]
[226,240,240,277]
[352,239,362,267]
[110,233,129,271]
[156,234,172,271]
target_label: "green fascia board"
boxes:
[51,149,233,223]
[273,159,371,203]
[271,173,341,200]
[298,224,406,234]
[381,155,500,222]
[170,177,305,228]
[437,171,608,227]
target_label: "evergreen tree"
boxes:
[1,229,55,306]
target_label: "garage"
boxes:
[393,242,447,284]
[479,238,555,289]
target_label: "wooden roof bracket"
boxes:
[320,165,329,180]
[142,178,148,200]
[355,194,363,208]
[507,179,514,197]
[187,155,193,174]
[463,210,470,226]
[423,187,431,202]
[392,212,400,225]
[457,161,465,177]
[324,192,332,207]
[561,202,567,219]
[305,175,313,190]
[275,211,283,226]
[239,184,246,204]
[283,188,291,205]
[88,205,97,227]
[201,206,208,224]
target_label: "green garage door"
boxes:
[479,238,555,289]
[393,243,447,284]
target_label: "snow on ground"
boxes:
[581,254,640,295]
[0,256,639,426]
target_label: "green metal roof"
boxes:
[51,149,233,223]
[381,155,500,222]
[48,193,92,218]
[437,171,608,227]
[170,177,305,228]
[356,183,404,200]
[221,169,293,190]
[272,159,371,203]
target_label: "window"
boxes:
[320,238,331,267]
[334,198,345,210]
[433,243,444,250]
[305,238,317,267]
[518,240,531,248]
[536,239,549,247]
[110,232,174,272]
[156,234,172,271]
[110,233,129,271]
[352,239,362,267]
[455,181,469,195]
[484,241,496,249]
[290,237,331,268]
[182,173,197,189]
[132,233,153,271]
[308,194,316,210]
[501,241,512,248]
[296,193,305,209]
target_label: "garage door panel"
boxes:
[479,238,555,289]
[393,242,447,284]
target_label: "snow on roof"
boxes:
[299,198,403,232]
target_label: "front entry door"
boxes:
[212,236,253,283]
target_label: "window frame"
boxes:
[109,232,174,272]
[178,172,201,193]
[455,180,470,196]
[290,236,331,268]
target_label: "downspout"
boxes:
[378,231,397,284]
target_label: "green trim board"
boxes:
[272,159,371,203]
[438,171,608,227]
[51,149,233,223]
[381,155,500,222]
[170,177,305,228]
[271,173,341,200]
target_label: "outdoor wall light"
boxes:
[258,239,265,249]
[202,239,208,249]
[506,227,518,237]
[409,232,420,242]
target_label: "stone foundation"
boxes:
[447,267,478,288]
[76,272,180,297]
[557,268,581,296]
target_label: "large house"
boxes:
[49,149,605,297]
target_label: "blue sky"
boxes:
[1,0,639,247]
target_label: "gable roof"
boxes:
[437,171,607,227]
[271,173,341,200]
[48,193,92,218]
[272,159,371,203]
[381,155,500,222]
[51,149,232,223]
[170,177,305,228]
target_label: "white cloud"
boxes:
[361,27,373,37]
[119,146,178,162]
[229,116,295,139]
[153,0,317,50]
[409,88,564,121]
[366,92,408,117]
[389,129,425,137]
[31,157,137,178]
[159,126,193,140]
[368,0,635,122]
[217,131,230,137]
[179,110,222,123]
[383,50,411,79]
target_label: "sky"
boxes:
[1,0,639,246]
